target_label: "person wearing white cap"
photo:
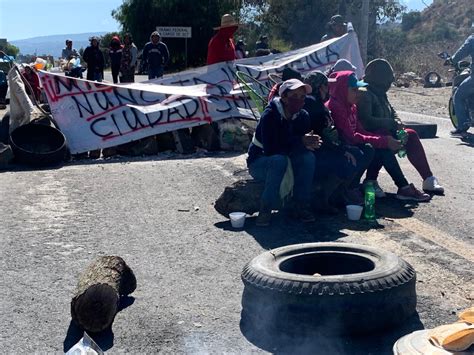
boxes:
[207,14,239,65]
[247,79,320,226]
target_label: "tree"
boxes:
[112,0,242,69]
[0,42,20,58]
[402,11,421,32]
[261,0,404,49]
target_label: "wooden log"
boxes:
[71,256,136,333]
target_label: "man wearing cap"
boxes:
[268,67,302,102]
[207,14,239,65]
[321,15,347,42]
[247,79,319,226]
[143,31,169,79]
[61,39,80,61]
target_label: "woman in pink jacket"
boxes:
[327,71,430,202]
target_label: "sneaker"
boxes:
[364,180,386,198]
[344,188,364,206]
[295,204,316,223]
[422,176,444,194]
[450,128,468,137]
[396,183,431,202]
[256,210,272,227]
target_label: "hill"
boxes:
[11,32,107,58]
[378,0,474,78]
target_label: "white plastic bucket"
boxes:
[229,212,246,229]
[346,205,363,221]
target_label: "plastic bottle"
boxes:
[397,129,408,158]
[364,182,376,220]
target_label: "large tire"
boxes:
[9,122,68,167]
[423,71,442,88]
[449,96,458,129]
[241,243,417,335]
[403,121,438,139]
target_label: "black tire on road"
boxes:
[423,71,442,88]
[403,121,438,139]
[241,243,417,335]
[9,122,68,167]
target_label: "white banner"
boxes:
[39,31,363,154]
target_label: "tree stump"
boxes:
[214,179,263,217]
[71,256,136,333]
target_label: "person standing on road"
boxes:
[142,31,169,80]
[109,35,123,84]
[358,58,444,195]
[83,37,105,82]
[207,14,239,65]
[449,34,474,136]
[61,39,80,60]
[247,79,318,226]
[328,71,430,202]
[120,33,138,83]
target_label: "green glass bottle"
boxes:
[364,182,376,220]
[397,129,408,158]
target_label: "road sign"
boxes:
[157,27,192,39]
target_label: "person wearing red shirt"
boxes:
[207,14,239,65]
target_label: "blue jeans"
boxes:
[148,66,164,80]
[453,74,474,131]
[314,148,358,181]
[249,150,315,209]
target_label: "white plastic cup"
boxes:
[346,205,363,221]
[229,212,246,229]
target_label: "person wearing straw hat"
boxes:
[207,14,239,65]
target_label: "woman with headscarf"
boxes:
[357,58,444,195]
[83,36,105,82]
[109,35,123,84]
[328,70,431,202]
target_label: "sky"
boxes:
[0,0,433,41]
[0,0,123,41]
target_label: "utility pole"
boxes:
[360,0,370,65]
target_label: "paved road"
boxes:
[0,101,472,353]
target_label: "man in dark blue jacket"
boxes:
[142,31,169,80]
[247,79,319,226]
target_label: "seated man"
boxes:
[247,79,318,226]
[304,71,373,210]
[327,71,430,202]
[358,58,444,195]
[268,67,302,102]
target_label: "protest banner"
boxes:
[39,31,363,154]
